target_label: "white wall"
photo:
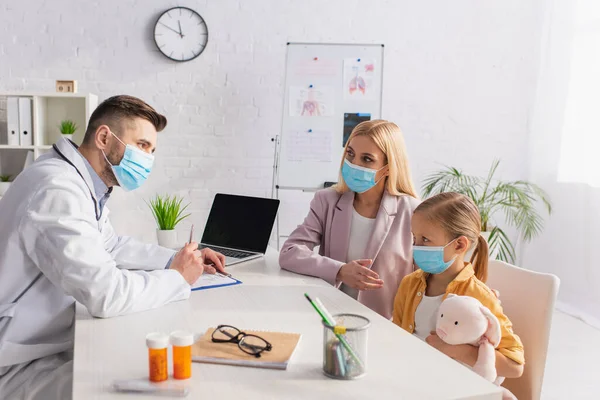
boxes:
[0,0,546,245]
[524,0,600,324]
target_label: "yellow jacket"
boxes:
[392,263,524,365]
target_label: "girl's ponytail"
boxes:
[470,234,489,283]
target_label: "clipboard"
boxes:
[191,273,242,291]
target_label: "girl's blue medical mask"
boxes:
[341,159,387,194]
[102,131,154,192]
[413,238,458,274]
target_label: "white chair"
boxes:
[486,260,560,400]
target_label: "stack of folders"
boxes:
[192,328,301,370]
[4,97,33,146]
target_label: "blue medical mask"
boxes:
[103,131,154,192]
[413,239,458,274]
[341,159,387,194]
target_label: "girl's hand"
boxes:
[336,259,384,290]
[425,332,452,356]
[426,332,478,365]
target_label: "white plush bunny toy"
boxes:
[436,294,517,400]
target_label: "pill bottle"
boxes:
[146,332,169,382]
[170,331,194,380]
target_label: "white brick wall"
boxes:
[0,0,546,245]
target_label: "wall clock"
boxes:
[153,7,208,62]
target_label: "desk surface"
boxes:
[73,251,501,400]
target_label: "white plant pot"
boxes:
[61,134,74,141]
[465,231,498,261]
[481,231,498,260]
[0,182,11,196]
[156,229,179,249]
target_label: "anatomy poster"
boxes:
[289,86,334,117]
[343,59,376,99]
[286,129,332,162]
[292,58,337,76]
[343,113,371,147]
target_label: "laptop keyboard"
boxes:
[200,245,254,259]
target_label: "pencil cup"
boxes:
[322,313,370,380]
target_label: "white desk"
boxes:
[73,251,501,400]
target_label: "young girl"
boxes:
[392,192,524,378]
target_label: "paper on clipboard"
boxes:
[191,273,242,291]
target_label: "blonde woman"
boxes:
[279,120,419,319]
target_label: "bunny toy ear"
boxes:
[479,306,502,347]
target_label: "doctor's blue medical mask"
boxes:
[102,130,154,192]
[341,159,388,194]
[413,238,458,274]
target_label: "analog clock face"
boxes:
[153,7,208,62]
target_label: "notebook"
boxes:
[191,273,242,291]
[192,328,302,370]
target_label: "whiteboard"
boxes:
[276,43,384,190]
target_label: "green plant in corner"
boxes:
[0,175,11,182]
[421,160,552,263]
[58,120,78,135]
[147,195,191,230]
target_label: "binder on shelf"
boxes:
[6,97,20,146]
[18,97,33,146]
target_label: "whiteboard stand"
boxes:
[270,134,319,250]
[271,42,384,248]
[271,134,321,249]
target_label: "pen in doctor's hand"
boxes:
[189,224,194,245]
[205,262,231,277]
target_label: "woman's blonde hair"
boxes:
[414,192,489,282]
[335,120,417,197]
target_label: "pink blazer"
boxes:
[279,188,420,319]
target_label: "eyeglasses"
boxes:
[211,325,272,358]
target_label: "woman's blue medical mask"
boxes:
[413,239,458,274]
[341,159,387,194]
[103,131,154,192]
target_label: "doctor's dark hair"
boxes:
[414,192,489,282]
[83,95,167,144]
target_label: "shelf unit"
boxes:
[0,92,98,179]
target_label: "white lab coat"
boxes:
[0,139,191,399]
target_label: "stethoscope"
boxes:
[52,142,103,221]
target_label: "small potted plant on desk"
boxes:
[59,120,78,142]
[0,175,12,197]
[148,194,191,249]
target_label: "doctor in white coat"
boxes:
[0,95,226,400]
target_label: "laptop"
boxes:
[199,193,280,266]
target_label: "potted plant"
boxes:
[58,120,78,141]
[421,160,552,263]
[0,175,11,196]
[148,194,191,249]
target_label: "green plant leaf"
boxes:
[421,165,481,201]
[490,180,551,242]
[488,227,516,263]
[147,194,191,230]
[58,120,78,134]
[421,159,552,261]
[479,159,500,205]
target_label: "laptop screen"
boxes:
[201,194,280,253]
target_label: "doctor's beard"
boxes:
[101,141,124,188]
